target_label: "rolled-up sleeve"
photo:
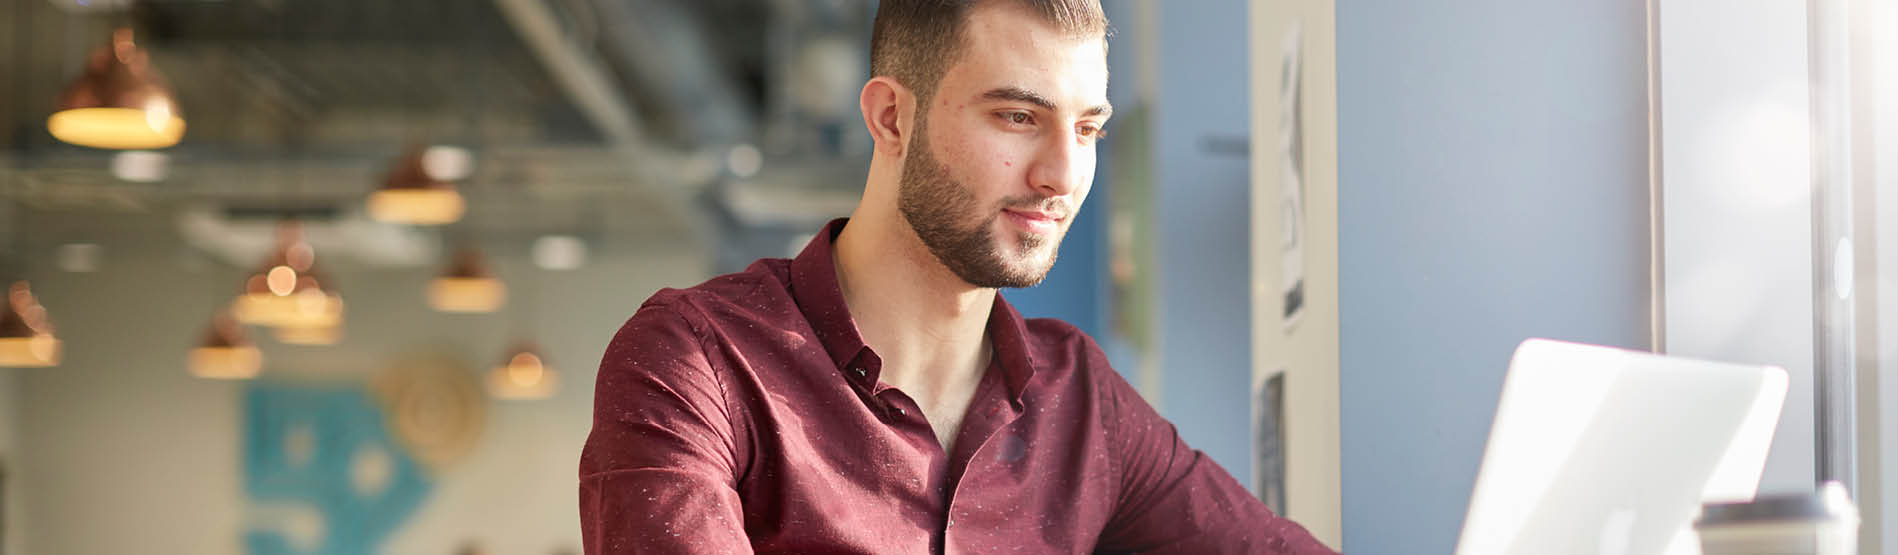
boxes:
[580,298,752,554]
[1092,343,1338,555]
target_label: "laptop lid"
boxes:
[1455,339,1788,555]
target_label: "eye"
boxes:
[998,111,1035,126]
[1079,124,1107,140]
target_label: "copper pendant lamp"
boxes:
[486,342,556,400]
[231,222,344,328]
[274,321,343,346]
[272,288,344,344]
[428,248,506,313]
[47,27,186,150]
[188,312,261,379]
[367,150,465,225]
[0,282,60,368]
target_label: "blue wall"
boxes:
[1336,1,1651,552]
[1151,0,1257,488]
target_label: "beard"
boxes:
[897,114,1066,289]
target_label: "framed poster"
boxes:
[1253,369,1287,514]
[1278,23,1307,331]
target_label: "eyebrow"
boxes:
[980,86,1114,118]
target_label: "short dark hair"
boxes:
[870,0,1109,105]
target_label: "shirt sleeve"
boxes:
[1091,343,1338,555]
[580,298,753,554]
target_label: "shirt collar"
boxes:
[983,291,1039,402]
[789,218,1039,402]
[790,219,868,371]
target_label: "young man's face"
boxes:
[897,3,1111,289]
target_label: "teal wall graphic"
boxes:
[244,383,432,555]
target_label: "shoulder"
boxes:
[1020,318,1123,388]
[621,258,795,335]
[604,259,795,365]
[1021,318,1152,416]
[1022,317,1094,364]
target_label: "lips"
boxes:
[1003,208,1063,234]
[1006,209,1064,222]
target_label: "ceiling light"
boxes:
[279,288,344,330]
[0,282,60,368]
[57,243,103,273]
[110,150,169,182]
[232,223,344,328]
[47,28,186,150]
[428,248,506,313]
[487,342,556,400]
[275,322,342,346]
[368,150,465,225]
[189,312,260,379]
[531,235,587,271]
[233,276,344,329]
[421,145,474,182]
[727,144,763,178]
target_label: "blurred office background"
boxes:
[0,0,1175,552]
[1,0,1895,554]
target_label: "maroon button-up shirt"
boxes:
[580,219,1335,554]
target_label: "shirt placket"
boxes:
[844,349,914,421]
[940,359,1025,553]
[842,348,953,534]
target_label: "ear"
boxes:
[859,76,914,158]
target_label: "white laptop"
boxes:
[1455,339,1789,555]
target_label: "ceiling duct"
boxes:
[175,205,437,270]
[583,0,757,148]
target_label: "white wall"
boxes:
[1249,0,1341,547]
[1880,11,1898,542]
[1877,0,1898,545]
[1656,0,1817,495]
[18,222,706,555]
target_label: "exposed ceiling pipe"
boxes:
[586,0,756,147]
[492,0,645,146]
[492,0,718,252]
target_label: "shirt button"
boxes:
[894,407,906,415]
[852,367,867,377]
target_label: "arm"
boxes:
[580,298,752,554]
[1092,346,1337,554]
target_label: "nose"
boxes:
[1027,130,1091,198]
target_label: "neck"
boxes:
[833,197,995,395]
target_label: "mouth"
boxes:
[1002,208,1064,235]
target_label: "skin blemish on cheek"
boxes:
[1004,161,1013,167]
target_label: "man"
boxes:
[579,0,1336,553]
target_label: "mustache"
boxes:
[998,196,1073,220]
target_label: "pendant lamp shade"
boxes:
[368,150,464,225]
[231,223,345,328]
[487,342,556,400]
[189,313,260,379]
[234,276,343,329]
[0,282,59,368]
[47,28,186,150]
[428,249,505,313]
[275,322,342,346]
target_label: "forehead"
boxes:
[942,3,1109,108]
